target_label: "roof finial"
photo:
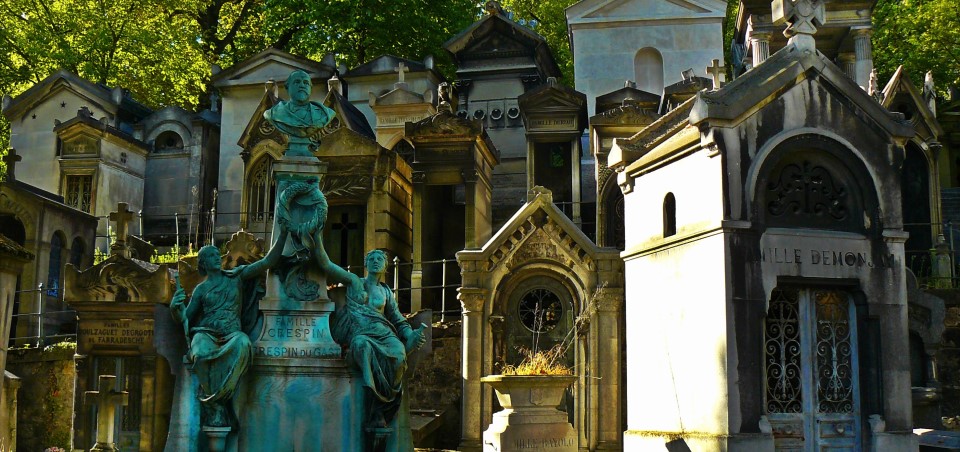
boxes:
[772,0,825,52]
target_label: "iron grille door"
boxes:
[765,288,861,451]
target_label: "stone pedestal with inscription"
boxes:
[237,156,364,451]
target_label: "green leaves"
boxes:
[873,0,960,97]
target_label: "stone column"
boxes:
[852,26,874,90]
[410,172,426,312]
[594,288,623,448]
[750,31,772,67]
[571,137,582,228]
[838,53,857,81]
[458,287,485,452]
[463,169,492,248]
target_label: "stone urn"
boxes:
[480,375,577,452]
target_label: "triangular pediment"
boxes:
[212,48,334,88]
[465,187,618,274]
[567,0,726,23]
[690,44,913,140]
[375,86,426,106]
[881,66,944,140]
[4,70,122,121]
[519,84,587,111]
[323,89,376,139]
[237,89,288,151]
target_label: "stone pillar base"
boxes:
[202,426,230,452]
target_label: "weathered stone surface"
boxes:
[7,344,76,452]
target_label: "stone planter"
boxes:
[480,375,576,452]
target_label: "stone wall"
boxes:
[7,342,76,451]
[408,320,462,450]
[929,289,960,421]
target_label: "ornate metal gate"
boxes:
[764,288,861,451]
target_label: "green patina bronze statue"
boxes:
[170,225,289,427]
[312,232,427,429]
[263,69,337,157]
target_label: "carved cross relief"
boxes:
[772,0,825,37]
[85,374,129,449]
[2,148,21,180]
[706,59,725,90]
[394,62,409,84]
[109,202,135,250]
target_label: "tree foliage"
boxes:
[873,0,960,97]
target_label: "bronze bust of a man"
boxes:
[264,69,337,157]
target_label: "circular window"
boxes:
[490,108,503,120]
[517,288,563,333]
[507,107,521,119]
[473,109,486,120]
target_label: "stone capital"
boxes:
[458,287,486,313]
[850,26,874,39]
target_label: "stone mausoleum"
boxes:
[0,0,958,451]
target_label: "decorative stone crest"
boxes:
[772,0,825,50]
[65,255,170,303]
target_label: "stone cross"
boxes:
[109,202,135,254]
[85,375,129,452]
[394,62,409,84]
[706,59,725,90]
[772,0,825,50]
[2,148,21,181]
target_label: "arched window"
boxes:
[154,131,184,152]
[634,48,664,94]
[246,155,276,233]
[47,232,65,297]
[901,144,932,274]
[70,237,86,268]
[663,193,677,237]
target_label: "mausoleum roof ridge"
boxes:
[325,88,376,139]
[880,65,943,138]
[689,43,913,139]
[2,69,152,121]
[443,8,561,79]
[211,47,335,87]
[344,54,435,78]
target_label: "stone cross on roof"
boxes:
[394,62,410,84]
[706,59,725,90]
[85,375,129,451]
[109,202,135,255]
[772,0,825,51]
[2,148,21,181]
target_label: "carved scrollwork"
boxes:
[766,160,847,221]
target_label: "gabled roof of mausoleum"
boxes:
[344,55,438,79]
[880,66,944,140]
[595,85,660,114]
[2,69,152,122]
[689,43,913,140]
[566,0,727,25]
[444,3,561,79]
[324,88,376,139]
[211,47,335,88]
[458,187,619,274]
[607,96,695,169]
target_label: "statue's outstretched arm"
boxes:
[241,226,289,280]
[312,229,355,285]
